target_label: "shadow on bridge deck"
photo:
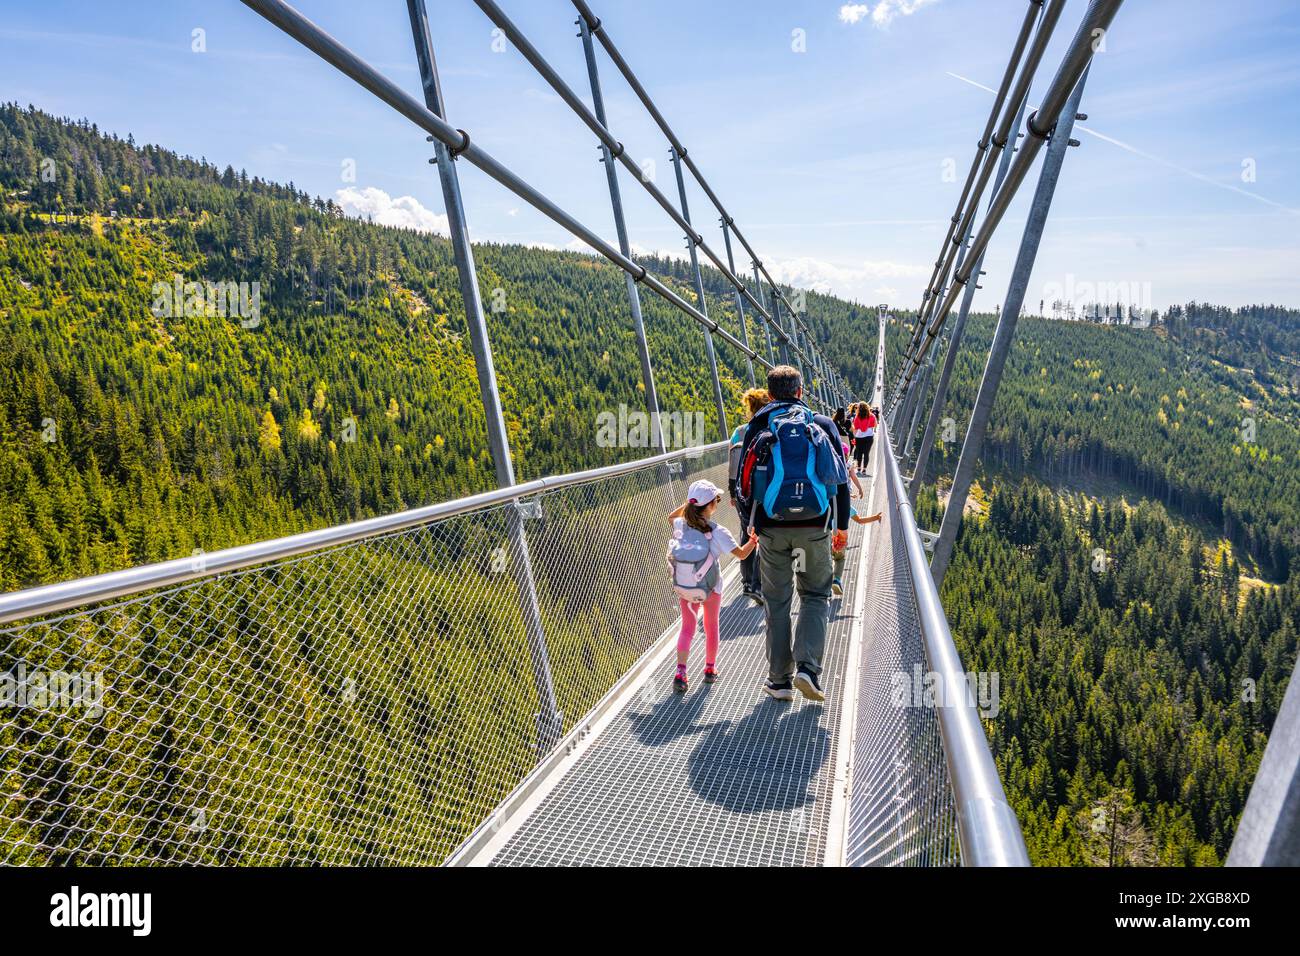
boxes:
[471,507,877,867]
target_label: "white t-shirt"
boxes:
[672,517,739,593]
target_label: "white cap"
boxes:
[687,479,720,507]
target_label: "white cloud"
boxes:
[334,186,448,234]
[841,0,940,29]
[766,256,924,305]
[839,4,871,24]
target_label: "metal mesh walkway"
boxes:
[480,514,873,867]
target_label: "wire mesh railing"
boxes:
[849,312,1029,867]
[0,443,727,865]
[845,428,960,866]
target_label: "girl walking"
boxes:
[667,479,757,692]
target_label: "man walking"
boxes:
[735,366,850,703]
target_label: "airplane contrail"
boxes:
[946,71,997,95]
[944,71,1300,215]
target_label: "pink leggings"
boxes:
[677,592,722,665]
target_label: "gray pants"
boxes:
[758,524,833,683]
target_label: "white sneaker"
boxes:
[763,679,794,701]
[794,670,825,702]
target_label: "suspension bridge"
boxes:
[1,0,1296,867]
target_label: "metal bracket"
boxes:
[516,500,543,520]
[666,460,684,477]
[917,529,938,553]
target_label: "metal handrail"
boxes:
[1228,650,1300,865]
[874,315,1030,866]
[0,440,725,626]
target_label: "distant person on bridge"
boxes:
[832,406,852,441]
[845,403,861,461]
[735,366,850,703]
[851,403,877,475]
[841,435,866,500]
[667,479,758,693]
[728,387,771,605]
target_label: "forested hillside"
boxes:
[914,308,1300,579]
[902,302,1300,864]
[919,480,1299,864]
[0,103,873,591]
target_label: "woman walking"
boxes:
[850,403,877,475]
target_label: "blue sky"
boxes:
[4,0,1299,310]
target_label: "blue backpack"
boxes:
[741,405,848,523]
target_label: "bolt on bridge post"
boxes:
[407,0,562,755]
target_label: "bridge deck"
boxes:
[469,475,880,867]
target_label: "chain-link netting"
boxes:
[844,435,960,866]
[0,445,728,865]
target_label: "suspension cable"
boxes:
[238,0,775,376]
[894,0,1123,402]
[570,0,835,386]
[903,0,1043,364]
[471,0,826,377]
[893,0,1064,404]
